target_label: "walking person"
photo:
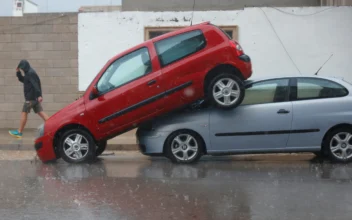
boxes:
[9,60,49,138]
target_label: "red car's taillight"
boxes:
[230,40,244,56]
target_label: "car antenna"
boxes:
[315,53,333,75]
[190,0,196,26]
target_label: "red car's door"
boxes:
[85,42,165,137]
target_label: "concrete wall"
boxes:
[79,5,122,13]
[322,0,352,5]
[78,7,352,91]
[0,13,78,129]
[122,0,320,11]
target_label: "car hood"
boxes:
[45,97,86,133]
[51,97,84,118]
[141,107,211,131]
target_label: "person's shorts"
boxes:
[22,100,43,114]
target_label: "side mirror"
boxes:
[90,86,99,100]
[92,86,99,95]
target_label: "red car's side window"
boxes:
[96,47,152,94]
[154,30,207,67]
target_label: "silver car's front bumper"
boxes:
[136,129,170,155]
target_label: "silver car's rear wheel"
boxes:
[165,130,204,164]
[326,128,352,163]
[330,132,352,161]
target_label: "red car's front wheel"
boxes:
[59,129,97,164]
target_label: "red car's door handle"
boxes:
[147,79,156,86]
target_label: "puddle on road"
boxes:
[0,158,351,219]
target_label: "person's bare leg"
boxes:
[18,112,28,133]
[38,111,49,121]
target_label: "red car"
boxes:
[35,21,252,163]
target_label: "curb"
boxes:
[0,144,139,151]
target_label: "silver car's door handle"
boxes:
[277,109,290,114]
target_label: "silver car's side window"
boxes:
[297,78,348,100]
[241,79,289,105]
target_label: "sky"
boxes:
[0,0,122,16]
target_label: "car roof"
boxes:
[149,21,211,43]
[245,75,347,85]
[106,21,211,65]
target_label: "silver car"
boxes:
[136,75,352,164]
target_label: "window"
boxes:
[212,25,237,40]
[97,47,151,94]
[241,79,289,105]
[224,30,233,39]
[145,26,238,40]
[154,30,206,67]
[296,78,348,100]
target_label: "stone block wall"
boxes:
[0,13,79,129]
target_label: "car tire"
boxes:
[313,151,323,157]
[96,140,107,156]
[165,130,204,164]
[207,73,245,109]
[59,129,96,164]
[325,127,352,163]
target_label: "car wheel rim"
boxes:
[171,134,198,161]
[212,78,240,106]
[63,134,89,160]
[330,132,352,160]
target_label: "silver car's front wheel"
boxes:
[165,130,204,164]
[326,128,352,163]
[171,134,198,161]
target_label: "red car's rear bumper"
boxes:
[237,54,252,80]
[35,134,57,162]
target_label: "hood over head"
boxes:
[17,59,31,73]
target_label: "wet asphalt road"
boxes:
[0,153,352,220]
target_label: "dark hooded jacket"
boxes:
[16,60,42,101]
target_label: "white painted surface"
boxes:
[12,0,38,16]
[78,7,352,91]
[24,0,38,13]
[13,0,24,16]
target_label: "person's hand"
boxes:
[17,68,24,76]
[38,97,43,103]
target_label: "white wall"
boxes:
[78,7,352,91]
[24,0,38,13]
[13,0,24,17]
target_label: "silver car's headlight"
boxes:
[37,123,45,138]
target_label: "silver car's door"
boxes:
[287,77,350,150]
[209,78,292,152]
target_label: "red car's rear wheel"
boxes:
[208,73,245,109]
